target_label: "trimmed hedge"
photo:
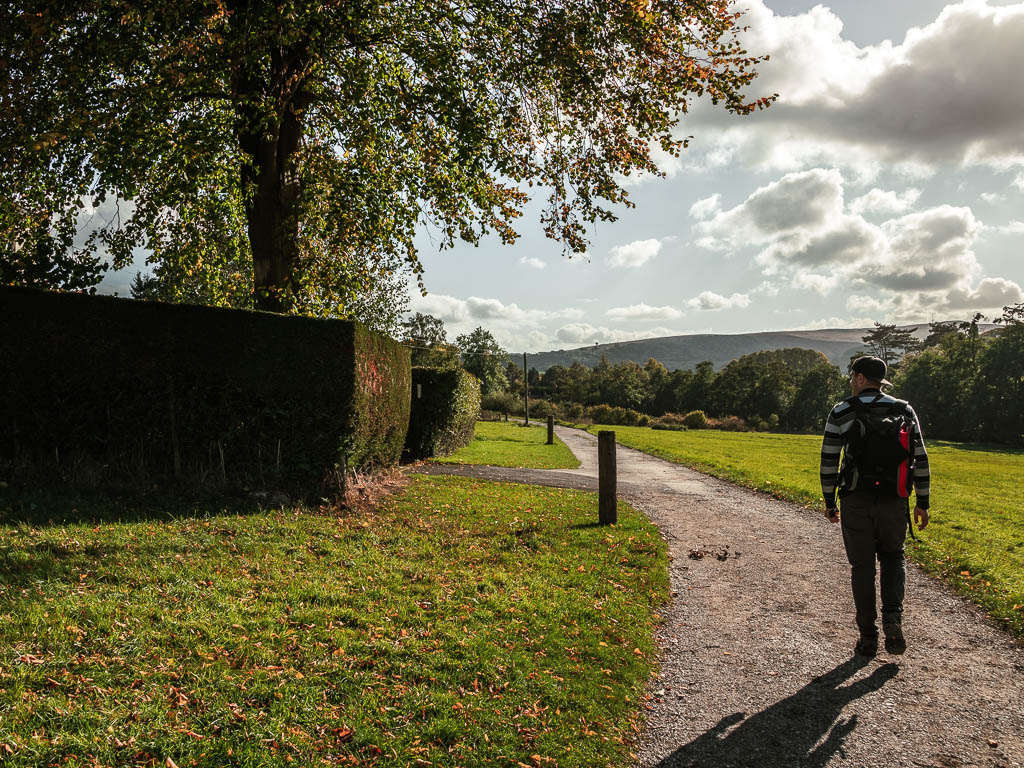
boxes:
[403,367,481,460]
[0,286,411,495]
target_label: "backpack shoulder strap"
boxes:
[844,395,867,413]
[844,393,883,414]
[887,398,911,417]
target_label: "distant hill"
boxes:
[521,324,954,372]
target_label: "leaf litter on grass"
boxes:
[0,474,668,767]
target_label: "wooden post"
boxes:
[547,415,554,445]
[523,352,529,426]
[598,430,617,525]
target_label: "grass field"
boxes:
[586,425,1024,640]
[0,475,666,767]
[436,420,581,469]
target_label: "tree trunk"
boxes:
[235,48,310,313]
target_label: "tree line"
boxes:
[402,307,1024,445]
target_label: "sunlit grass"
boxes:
[586,425,1024,640]
[0,475,666,766]
[436,420,580,469]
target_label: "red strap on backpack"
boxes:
[896,422,911,499]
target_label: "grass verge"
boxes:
[436,420,581,470]
[585,424,1024,641]
[0,475,666,766]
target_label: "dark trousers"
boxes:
[840,491,908,638]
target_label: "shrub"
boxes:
[586,404,647,427]
[717,415,752,432]
[587,404,616,424]
[527,399,555,419]
[652,413,688,431]
[404,367,481,460]
[481,391,519,414]
[564,402,585,420]
[609,406,630,425]
[0,286,410,496]
[656,412,688,427]
[682,410,708,429]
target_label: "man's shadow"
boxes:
[655,657,899,768]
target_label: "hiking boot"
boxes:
[854,635,878,658]
[884,623,906,655]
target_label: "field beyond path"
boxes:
[420,426,1024,768]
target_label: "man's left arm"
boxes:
[910,406,931,529]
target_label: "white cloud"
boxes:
[409,293,586,351]
[413,293,470,323]
[866,205,981,291]
[696,168,996,301]
[1014,172,1024,191]
[941,276,1023,311]
[683,1,1024,175]
[792,272,841,295]
[983,220,1024,235]
[980,192,1005,203]
[605,303,684,321]
[686,291,752,311]
[846,275,1023,322]
[849,187,921,216]
[689,194,721,221]
[519,256,545,269]
[554,323,682,345]
[695,168,845,251]
[607,238,663,268]
[690,160,1024,323]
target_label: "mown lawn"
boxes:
[586,425,1024,640]
[436,420,581,470]
[0,475,666,767]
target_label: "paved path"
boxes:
[415,426,1024,768]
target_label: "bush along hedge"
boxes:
[0,286,411,496]
[404,367,481,460]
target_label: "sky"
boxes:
[405,0,1024,352]
[98,1,1024,353]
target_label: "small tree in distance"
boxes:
[456,327,509,396]
[401,313,459,368]
[861,323,922,365]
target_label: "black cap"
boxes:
[851,356,892,387]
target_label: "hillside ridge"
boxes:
[522,325,905,372]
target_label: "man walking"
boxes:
[820,356,930,657]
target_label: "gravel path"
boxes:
[414,426,1024,768]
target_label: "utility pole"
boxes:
[523,352,529,426]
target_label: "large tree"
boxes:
[1,0,770,313]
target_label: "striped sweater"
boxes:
[820,389,930,509]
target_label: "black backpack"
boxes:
[841,394,916,497]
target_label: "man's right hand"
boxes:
[914,506,929,530]
[825,507,839,524]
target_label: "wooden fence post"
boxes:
[598,430,616,525]
[547,415,554,445]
